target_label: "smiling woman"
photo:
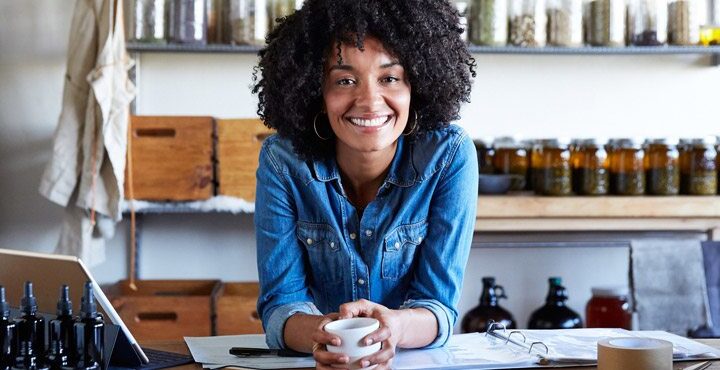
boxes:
[251,1,478,369]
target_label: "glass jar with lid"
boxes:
[587,0,626,46]
[468,0,508,45]
[608,138,646,195]
[680,137,718,195]
[546,0,584,46]
[131,0,168,43]
[534,138,572,196]
[474,139,496,174]
[509,0,547,46]
[586,286,632,329]
[169,0,208,44]
[267,0,295,34]
[627,0,668,45]
[492,137,529,191]
[667,0,702,45]
[571,139,609,195]
[521,139,537,191]
[644,138,680,195]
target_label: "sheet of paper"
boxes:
[184,335,316,369]
[636,331,720,359]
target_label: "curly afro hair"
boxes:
[252,0,476,161]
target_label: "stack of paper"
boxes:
[184,334,316,369]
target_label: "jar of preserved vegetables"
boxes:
[509,0,547,46]
[571,138,609,195]
[668,0,702,45]
[680,137,718,195]
[644,138,680,195]
[546,0,583,46]
[474,139,495,174]
[169,0,208,44]
[131,0,168,43]
[267,0,295,34]
[535,138,572,196]
[609,138,646,195]
[469,0,508,45]
[627,0,668,45]
[492,137,528,191]
[521,139,537,191]
[587,0,626,46]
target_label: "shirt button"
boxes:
[365,230,373,237]
[306,238,313,245]
[349,233,356,240]
[394,242,401,249]
[417,237,423,243]
[330,242,335,248]
[358,279,365,285]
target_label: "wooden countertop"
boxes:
[142,339,720,370]
[475,195,720,236]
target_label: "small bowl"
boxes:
[478,174,524,194]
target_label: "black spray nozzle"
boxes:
[21,281,38,315]
[0,285,9,317]
[56,285,73,316]
[80,281,97,318]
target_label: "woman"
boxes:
[253,0,478,368]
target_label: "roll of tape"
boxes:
[597,337,673,370]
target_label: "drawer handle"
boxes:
[136,312,178,322]
[135,128,176,138]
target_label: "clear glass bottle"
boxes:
[586,286,632,329]
[492,137,529,191]
[644,138,680,195]
[528,277,583,329]
[509,0,547,46]
[680,137,718,195]
[572,138,609,195]
[546,0,584,46]
[267,0,295,34]
[469,0,509,45]
[700,0,720,45]
[587,0,626,46]
[609,138,646,195]
[461,277,517,333]
[132,0,168,43]
[668,0,702,45]
[535,138,573,196]
[627,0,668,45]
[169,0,208,44]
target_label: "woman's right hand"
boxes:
[311,313,350,370]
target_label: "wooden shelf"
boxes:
[476,195,720,236]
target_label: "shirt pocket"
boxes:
[296,221,343,284]
[382,221,428,280]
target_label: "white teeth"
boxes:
[348,116,389,127]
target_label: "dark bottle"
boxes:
[48,286,75,370]
[1,286,17,370]
[527,277,583,329]
[461,277,517,333]
[73,282,103,370]
[13,282,48,370]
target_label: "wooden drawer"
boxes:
[216,119,274,201]
[125,116,215,201]
[108,280,221,341]
[215,282,263,335]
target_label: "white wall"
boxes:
[1,0,718,330]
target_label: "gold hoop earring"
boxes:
[313,112,329,141]
[403,110,418,136]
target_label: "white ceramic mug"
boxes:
[324,317,382,370]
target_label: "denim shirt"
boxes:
[255,124,478,349]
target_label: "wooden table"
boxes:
[143,339,720,369]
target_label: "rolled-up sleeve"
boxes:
[255,139,320,349]
[403,132,478,348]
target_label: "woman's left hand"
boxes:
[337,299,402,370]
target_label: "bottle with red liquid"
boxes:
[585,286,632,329]
[461,277,517,333]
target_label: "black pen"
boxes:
[229,347,312,358]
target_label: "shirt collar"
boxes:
[311,136,418,187]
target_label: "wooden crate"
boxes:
[108,280,221,341]
[215,282,264,335]
[125,116,215,201]
[216,119,275,201]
